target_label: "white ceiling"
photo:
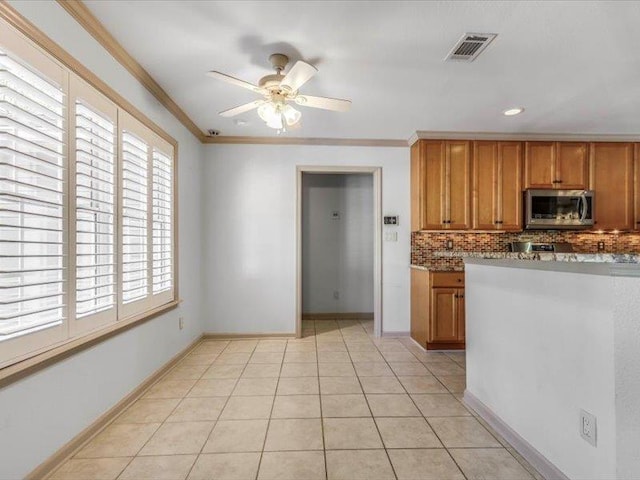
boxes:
[84,1,640,140]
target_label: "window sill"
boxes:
[0,300,181,389]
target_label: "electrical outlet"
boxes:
[580,409,597,446]
[333,291,339,300]
[179,317,184,330]
[446,239,454,250]
[597,241,605,251]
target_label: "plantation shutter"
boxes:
[119,112,151,316]
[0,33,68,365]
[69,76,117,335]
[151,145,173,303]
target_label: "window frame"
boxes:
[0,14,179,381]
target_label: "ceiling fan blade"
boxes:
[280,61,318,92]
[294,95,351,112]
[219,100,265,117]
[207,71,264,93]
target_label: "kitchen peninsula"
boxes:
[463,256,640,480]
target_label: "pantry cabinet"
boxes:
[472,141,523,230]
[524,142,589,189]
[410,270,465,350]
[590,143,634,231]
[411,140,471,230]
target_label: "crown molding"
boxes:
[56,0,205,141]
[202,135,408,147]
[413,130,640,143]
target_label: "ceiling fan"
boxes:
[208,53,351,131]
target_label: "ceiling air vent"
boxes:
[445,33,497,62]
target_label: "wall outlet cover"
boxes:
[331,211,340,220]
[580,409,597,447]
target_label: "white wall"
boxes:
[302,174,374,314]
[202,144,410,334]
[0,3,204,478]
[465,262,618,479]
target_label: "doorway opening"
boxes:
[296,166,382,338]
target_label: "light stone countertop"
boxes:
[433,251,640,263]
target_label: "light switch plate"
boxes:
[384,231,398,242]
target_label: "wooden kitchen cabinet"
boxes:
[473,141,523,230]
[410,269,429,347]
[590,143,634,231]
[524,142,589,189]
[410,270,465,350]
[411,140,471,230]
[635,144,640,231]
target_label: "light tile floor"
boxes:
[48,320,543,480]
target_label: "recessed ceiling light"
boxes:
[503,107,524,116]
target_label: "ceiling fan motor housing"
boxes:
[268,53,289,72]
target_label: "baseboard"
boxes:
[382,331,410,337]
[302,312,374,320]
[29,335,203,480]
[202,332,296,340]
[463,390,570,480]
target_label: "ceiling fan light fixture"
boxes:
[282,104,301,126]
[258,102,301,130]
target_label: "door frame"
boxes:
[296,166,383,338]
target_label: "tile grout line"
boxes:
[182,339,255,480]
[253,336,289,480]
[312,321,329,480]
[342,320,400,480]
[367,321,470,480]
[113,341,232,479]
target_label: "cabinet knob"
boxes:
[457,279,462,282]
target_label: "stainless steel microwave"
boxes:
[524,189,594,229]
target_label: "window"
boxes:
[0,21,176,369]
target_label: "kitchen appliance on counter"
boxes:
[510,241,574,253]
[524,189,594,229]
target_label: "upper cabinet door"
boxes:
[472,141,522,231]
[410,142,424,231]
[422,141,447,229]
[498,142,523,231]
[447,141,471,229]
[556,142,589,189]
[524,142,555,188]
[472,142,498,230]
[590,143,634,231]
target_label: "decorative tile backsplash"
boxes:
[411,231,640,271]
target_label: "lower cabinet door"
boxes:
[456,288,465,342]
[430,288,459,342]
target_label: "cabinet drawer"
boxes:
[430,272,464,287]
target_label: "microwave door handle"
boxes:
[580,195,587,221]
